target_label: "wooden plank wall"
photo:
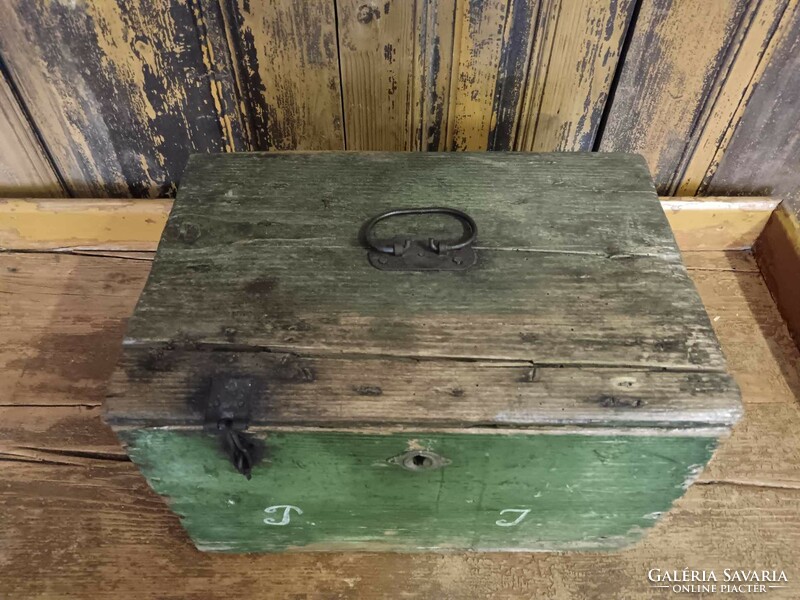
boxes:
[0,0,798,199]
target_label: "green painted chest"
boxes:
[105,152,741,552]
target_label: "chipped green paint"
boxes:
[121,429,716,552]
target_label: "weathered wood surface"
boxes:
[2,1,799,195]
[755,201,800,350]
[223,0,344,150]
[516,0,636,152]
[448,0,538,150]
[337,0,418,150]
[0,0,243,197]
[122,153,729,376]
[0,70,63,198]
[121,428,716,552]
[100,153,741,552]
[107,348,740,428]
[0,221,774,413]
[1,246,799,595]
[599,0,755,194]
[661,197,779,251]
[0,253,149,408]
[676,0,796,196]
[705,1,800,201]
[1,196,777,252]
[0,0,799,198]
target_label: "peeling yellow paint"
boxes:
[0,198,170,250]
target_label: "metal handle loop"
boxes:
[364,207,478,256]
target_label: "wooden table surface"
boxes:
[2,203,800,598]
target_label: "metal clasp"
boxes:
[364,207,478,271]
[204,375,262,479]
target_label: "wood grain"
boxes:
[676,0,795,196]
[121,153,728,373]
[1,248,799,596]
[106,348,740,428]
[119,428,717,552]
[754,202,800,350]
[704,2,800,202]
[0,253,148,407]
[661,197,779,250]
[598,0,753,194]
[413,0,459,150]
[517,0,636,152]
[337,0,418,150]
[0,69,63,198]
[0,195,776,252]
[223,0,344,150]
[0,199,171,251]
[449,0,538,150]
[0,0,243,197]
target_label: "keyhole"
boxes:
[393,449,449,471]
[412,453,432,468]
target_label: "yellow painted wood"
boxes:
[0,199,171,251]
[678,0,797,196]
[754,201,800,349]
[337,0,418,150]
[0,196,775,253]
[412,0,459,150]
[0,70,63,198]
[702,4,800,203]
[229,0,344,150]
[0,0,242,197]
[661,197,780,251]
[599,0,752,193]
[517,0,635,152]
[449,0,537,150]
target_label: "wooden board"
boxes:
[448,0,538,150]
[222,0,344,150]
[106,347,739,428]
[1,1,800,194]
[0,69,63,198]
[598,0,754,194]
[516,0,636,152]
[0,199,172,251]
[337,0,418,150]
[0,253,150,408]
[661,197,779,250]
[1,245,798,595]
[754,200,800,350]
[705,1,800,201]
[676,0,796,196]
[0,196,777,252]
[118,153,731,372]
[0,0,245,197]
[120,428,716,552]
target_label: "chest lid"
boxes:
[107,152,740,431]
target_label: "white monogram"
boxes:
[495,508,531,527]
[263,505,303,526]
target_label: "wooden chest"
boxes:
[105,152,741,553]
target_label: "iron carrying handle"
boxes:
[364,207,478,256]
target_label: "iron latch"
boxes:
[364,207,478,271]
[204,375,262,479]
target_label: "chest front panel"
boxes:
[121,429,716,552]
